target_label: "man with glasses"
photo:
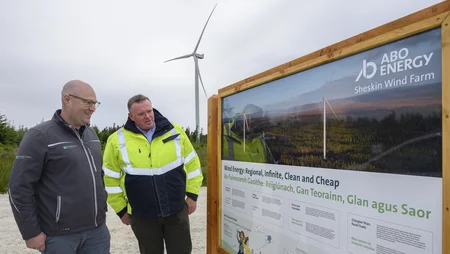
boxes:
[8,80,110,254]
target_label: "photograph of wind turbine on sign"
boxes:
[222,28,442,177]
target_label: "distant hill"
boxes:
[266,82,441,121]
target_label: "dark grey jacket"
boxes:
[8,110,107,240]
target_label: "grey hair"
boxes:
[127,94,151,112]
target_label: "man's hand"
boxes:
[25,232,46,252]
[186,197,197,215]
[121,213,131,225]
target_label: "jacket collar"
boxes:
[52,109,87,136]
[124,108,173,139]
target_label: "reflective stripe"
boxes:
[118,128,183,176]
[188,168,202,179]
[8,188,20,214]
[103,166,121,179]
[171,128,181,159]
[118,129,132,169]
[184,150,197,164]
[48,141,73,147]
[123,158,183,176]
[105,186,123,194]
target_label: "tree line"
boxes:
[0,113,207,149]
[0,113,208,192]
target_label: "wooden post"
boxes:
[216,96,226,254]
[442,14,450,254]
[207,95,218,254]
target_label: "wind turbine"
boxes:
[164,4,217,142]
[323,95,341,160]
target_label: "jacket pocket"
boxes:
[55,196,61,223]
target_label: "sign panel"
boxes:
[220,28,442,254]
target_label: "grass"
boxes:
[197,149,208,187]
[0,145,15,194]
[192,142,208,187]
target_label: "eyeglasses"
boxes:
[69,94,101,109]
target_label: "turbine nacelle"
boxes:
[195,53,204,59]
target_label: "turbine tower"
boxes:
[323,96,341,160]
[164,4,217,142]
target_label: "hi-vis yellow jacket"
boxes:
[102,109,203,218]
[223,121,267,163]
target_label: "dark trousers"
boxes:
[42,223,110,254]
[131,205,192,254]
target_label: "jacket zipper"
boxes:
[71,128,98,227]
[153,177,162,216]
[87,148,98,172]
[148,140,163,216]
[55,196,61,223]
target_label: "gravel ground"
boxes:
[0,187,207,254]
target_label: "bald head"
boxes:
[62,80,94,97]
[60,80,98,128]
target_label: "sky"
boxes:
[0,0,443,133]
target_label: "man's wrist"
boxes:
[186,192,198,201]
[22,230,42,241]
[116,207,127,218]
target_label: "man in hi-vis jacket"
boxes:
[8,80,110,254]
[102,94,203,254]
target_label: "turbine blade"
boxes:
[196,63,207,97]
[325,99,341,121]
[193,3,217,53]
[163,54,193,63]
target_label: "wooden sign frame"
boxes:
[207,1,450,253]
